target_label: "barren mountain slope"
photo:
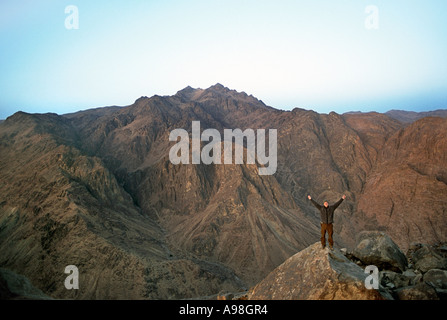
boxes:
[0,111,245,299]
[355,117,447,250]
[1,84,446,299]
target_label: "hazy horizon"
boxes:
[1,1,446,119]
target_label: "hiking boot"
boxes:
[329,245,334,251]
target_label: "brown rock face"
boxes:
[0,110,245,299]
[1,84,446,299]
[248,242,388,300]
[355,117,447,251]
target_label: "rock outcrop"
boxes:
[351,231,408,272]
[248,242,389,300]
[350,232,447,300]
[248,232,447,300]
[408,244,447,273]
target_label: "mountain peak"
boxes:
[174,83,265,108]
[175,85,204,101]
[175,83,229,97]
[208,83,229,92]
[176,85,195,94]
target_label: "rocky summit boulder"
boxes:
[423,269,447,299]
[352,231,408,272]
[248,242,390,300]
[395,282,439,300]
[409,245,447,273]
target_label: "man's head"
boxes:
[323,201,329,208]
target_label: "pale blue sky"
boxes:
[1,0,446,119]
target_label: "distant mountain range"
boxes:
[384,109,447,123]
[1,84,446,299]
[344,109,447,123]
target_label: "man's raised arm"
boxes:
[308,195,321,209]
[332,195,346,210]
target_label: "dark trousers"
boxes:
[321,223,334,248]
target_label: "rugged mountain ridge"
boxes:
[0,108,245,299]
[385,109,447,123]
[1,84,446,299]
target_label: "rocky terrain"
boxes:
[248,241,388,300]
[248,231,447,300]
[1,84,446,299]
